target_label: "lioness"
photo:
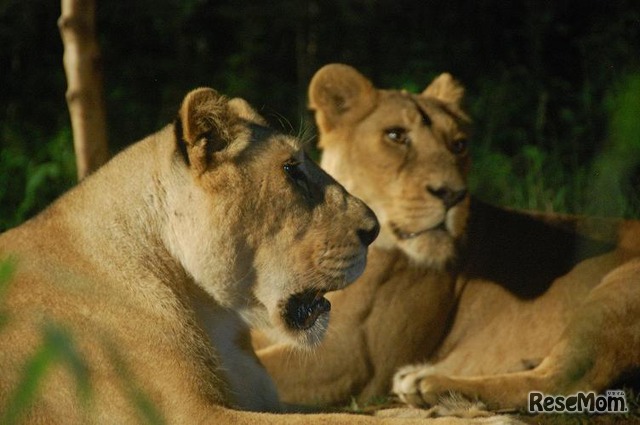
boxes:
[256,64,640,413]
[0,87,499,425]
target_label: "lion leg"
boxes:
[393,257,640,411]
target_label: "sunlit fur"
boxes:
[0,88,431,425]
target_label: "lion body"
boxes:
[257,64,640,412]
[1,88,468,425]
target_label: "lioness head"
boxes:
[168,88,379,346]
[309,64,471,268]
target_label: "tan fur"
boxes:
[256,64,640,412]
[0,87,514,425]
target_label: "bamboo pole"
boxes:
[58,0,109,180]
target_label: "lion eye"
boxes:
[450,138,468,155]
[283,160,310,194]
[385,127,410,146]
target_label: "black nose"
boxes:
[357,216,380,246]
[427,185,468,210]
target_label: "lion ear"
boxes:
[422,73,465,106]
[228,97,268,127]
[176,87,243,173]
[308,63,378,132]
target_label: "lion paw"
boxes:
[393,365,490,418]
[393,364,443,407]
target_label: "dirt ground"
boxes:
[350,389,640,424]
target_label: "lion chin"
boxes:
[387,198,470,269]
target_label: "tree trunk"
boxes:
[58,0,109,180]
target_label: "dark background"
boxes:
[1,0,639,230]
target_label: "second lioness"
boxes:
[256,64,640,412]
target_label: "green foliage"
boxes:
[0,257,15,331]
[469,71,640,217]
[0,259,90,425]
[1,0,639,226]
[0,323,92,425]
[586,74,640,217]
[0,257,166,424]
[0,126,76,231]
[0,329,166,425]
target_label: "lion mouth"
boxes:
[284,290,330,330]
[391,221,447,240]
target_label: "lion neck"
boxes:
[43,126,209,296]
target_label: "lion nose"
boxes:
[427,185,468,210]
[357,212,380,246]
